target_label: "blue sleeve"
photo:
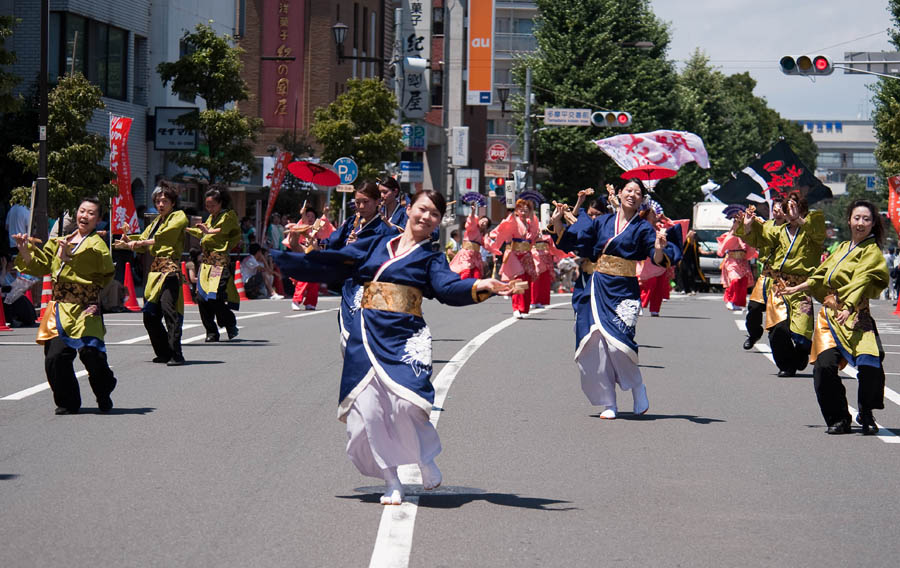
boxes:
[321,219,351,249]
[558,212,597,257]
[664,225,684,265]
[270,235,379,282]
[425,253,488,306]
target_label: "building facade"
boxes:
[797,118,878,196]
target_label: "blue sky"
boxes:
[651,0,894,120]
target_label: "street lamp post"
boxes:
[331,22,384,69]
[497,86,510,117]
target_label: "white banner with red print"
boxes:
[109,115,138,234]
[593,130,710,176]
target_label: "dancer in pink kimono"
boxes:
[485,199,540,318]
[717,224,757,311]
[449,207,491,279]
[531,232,567,308]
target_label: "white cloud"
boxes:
[651,0,893,119]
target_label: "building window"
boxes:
[433,7,444,35]
[353,3,359,50]
[852,153,877,167]
[514,19,534,34]
[431,69,443,107]
[818,152,841,167]
[49,12,127,100]
[486,119,495,135]
[816,123,823,133]
[835,122,843,133]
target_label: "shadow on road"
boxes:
[180,360,226,366]
[92,407,156,415]
[590,413,725,424]
[653,315,711,320]
[0,474,20,480]
[342,486,577,511]
[433,338,466,342]
[638,364,664,369]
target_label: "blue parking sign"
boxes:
[333,157,358,184]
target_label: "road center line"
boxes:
[368,302,570,568]
[2,370,89,400]
[285,307,339,319]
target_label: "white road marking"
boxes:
[2,370,88,400]
[285,308,339,319]
[735,318,899,443]
[1,312,279,400]
[368,302,570,568]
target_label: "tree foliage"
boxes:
[0,15,21,113]
[310,78,403,181]
[518,0,678,199]
[518,1,817,219]
[8,73,115,216]
[669,51,817,218]
[157,23,261,184]
[872,0,900,198]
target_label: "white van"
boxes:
[692,202,734,287]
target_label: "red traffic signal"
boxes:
[590,111,632,128]
[779,55,833,76]
[495,177,505,188]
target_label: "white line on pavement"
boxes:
[285,308,339,319]
[180,311,279,344]
[2,370,88,400]
[368,302,570,568]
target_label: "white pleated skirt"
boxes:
[576,330,643,407]
[344,374,442,479]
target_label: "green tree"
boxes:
[309,78,402,181]
[518,0,679,201]
[872,1,900,201]
[0,15,21,112]
[8,73,115,216]
[669,52,817,218]
[157,23,261,184]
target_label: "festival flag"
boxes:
[888,175,900,235]
[109,115,138,233]
[713,140,831,209]
[263,150,293,232]
[594,130,710,174]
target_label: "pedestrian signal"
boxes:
[779,55,833,76]
[590,111,632,128]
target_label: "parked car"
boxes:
[692,202,734,288]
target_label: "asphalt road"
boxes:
[2,292,899,567]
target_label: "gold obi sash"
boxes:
[150,256,181,274]
[534,242,550,252]
[52,281,102,305]
[510,241,532,253]
[361,281,424,317]
[823,290,873,330]
[202,250,230,268]
[726,250,746,260]
[594,254,637,277]
[762,267,807,288]
[462,241,481,252]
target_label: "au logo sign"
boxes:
[466,0,495,106]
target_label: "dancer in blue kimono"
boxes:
[378,176,409,230]
[273,190,509,505]
[550,178,682,419]
[316,181,399,354]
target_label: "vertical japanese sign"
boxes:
[261,0,305,128]
[466,0,494,105]
[889,175,900,235]
[264,151,293,231]
[109,115,138,233]
[400,1,432,118]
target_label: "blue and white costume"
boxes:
[558,210,681,408]
[320,214,399,353]
[273,234,489,478]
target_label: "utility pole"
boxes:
[35,0,49,240]
[521,67,532,191]
[444,0,465,205]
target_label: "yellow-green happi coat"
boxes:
[738,211,826,339]
[16,233,114,349]
[805,237,888,368]
[124,210,189,313]
[748,219,780,304]
[185,209,241,307]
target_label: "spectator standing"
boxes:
[6,202,29,251]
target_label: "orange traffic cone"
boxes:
[37,275,52,322]
[0,298,13,331]
[123,261,141,312]
[181,261,196,306]
[234,260,250,301]
[893,294,900,316]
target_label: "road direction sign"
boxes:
[333,157,359,185]
[544,108,592,126]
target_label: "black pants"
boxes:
[768,319,811,373]
[745,300,765,341]
[44,337,117,411]
[143,273,183,359]
[198,265,237,336]
[813,347,885,426]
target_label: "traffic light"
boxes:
[591,111,632,128]
[779,55,833,76]
[492,177,505,189]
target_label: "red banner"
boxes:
[109,116,138,233]
[889,175,900,235]
[263,150,293,233]
[261,0,305,128]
